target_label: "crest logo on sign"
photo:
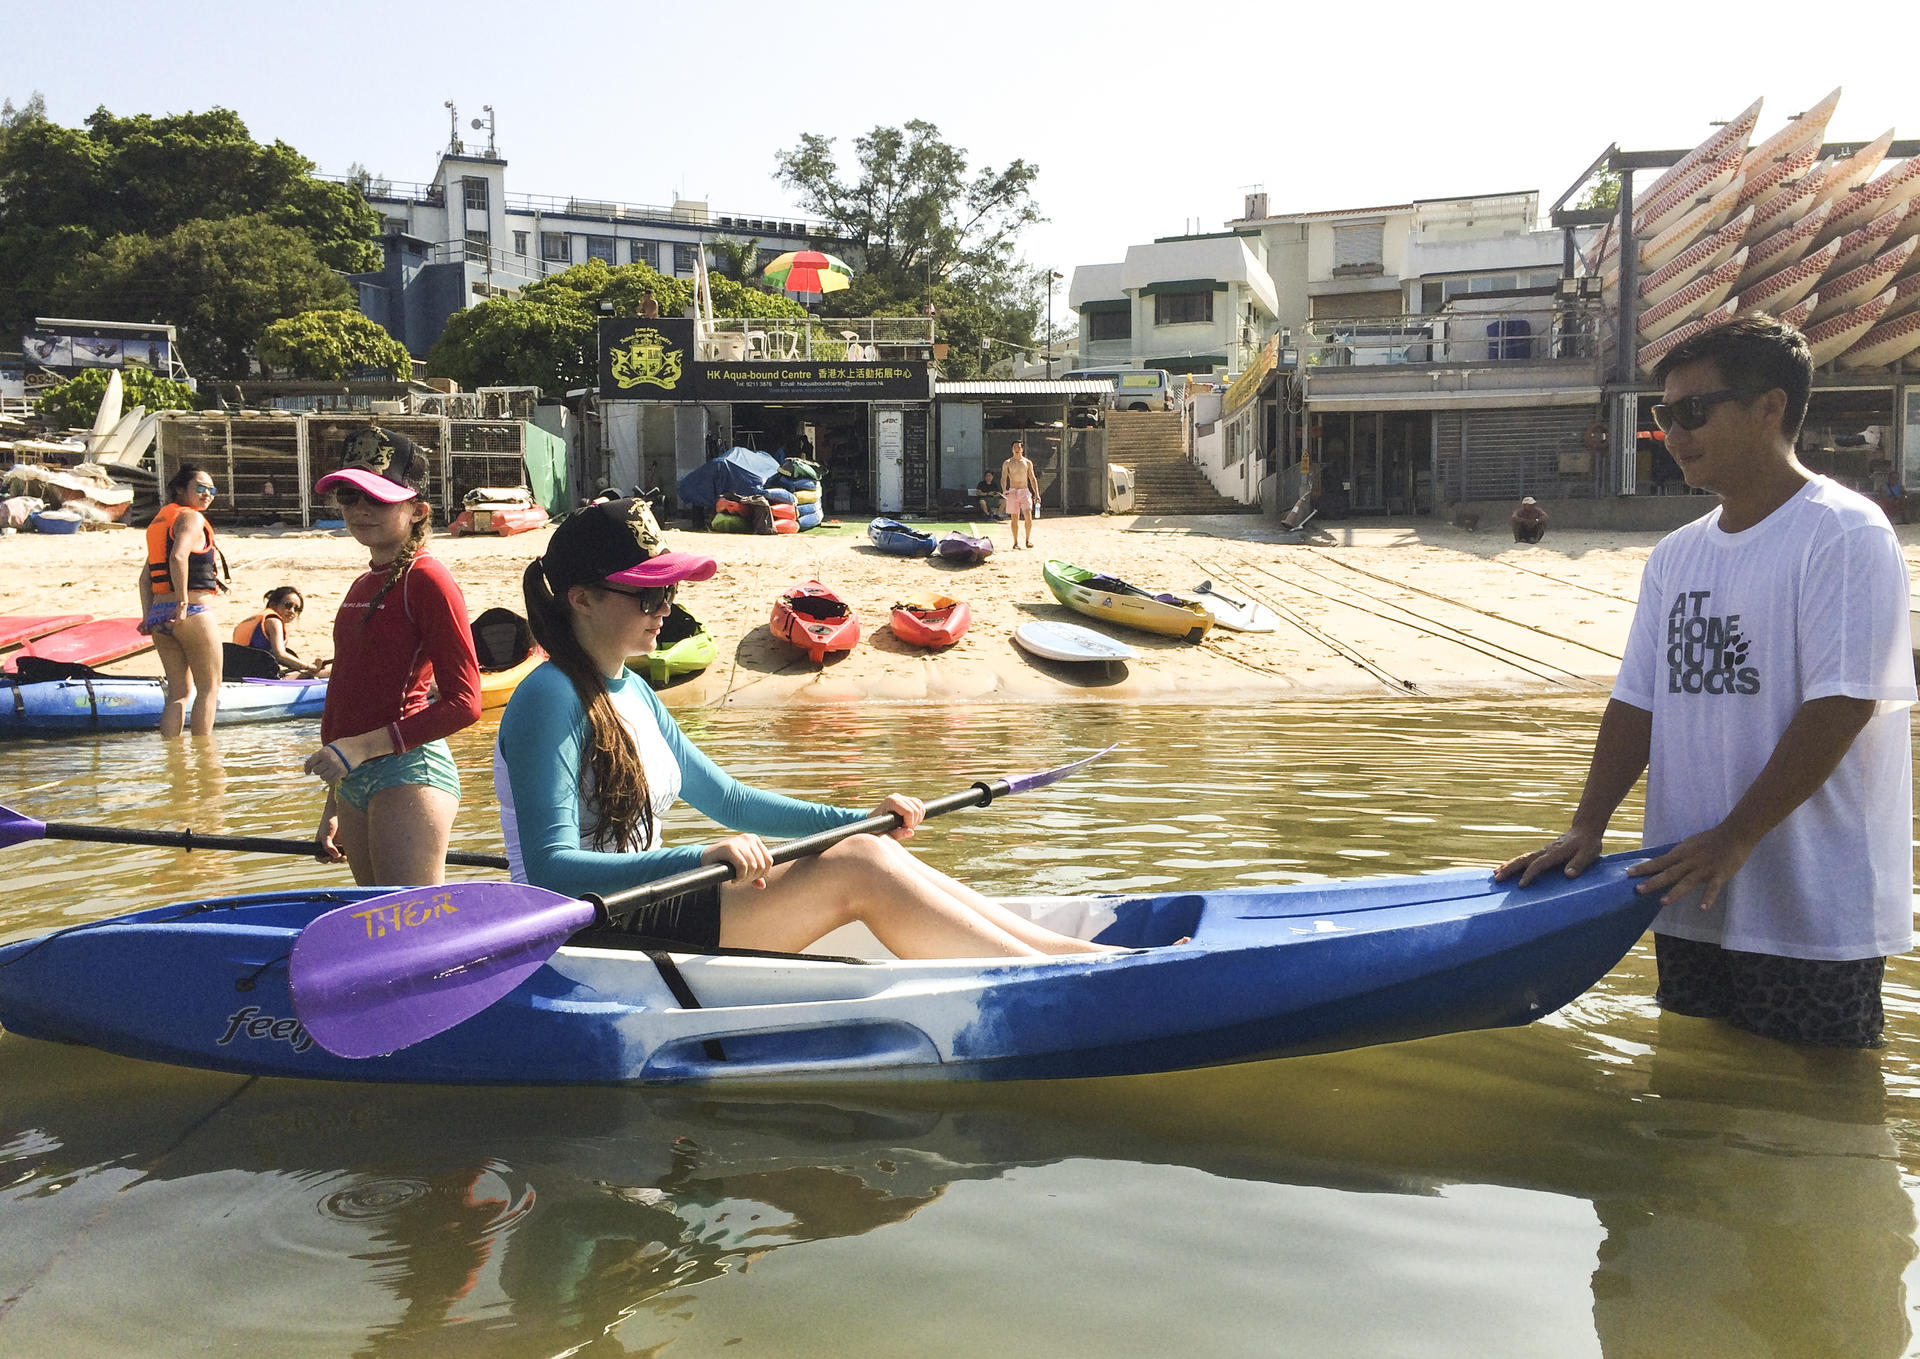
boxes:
[608,327,685,392]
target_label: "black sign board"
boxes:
[598,318,697,399]
[598,318,930,403]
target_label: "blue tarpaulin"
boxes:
[677,447,780,509]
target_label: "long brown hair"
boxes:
[362,452,432,626]
[522,561,653,851]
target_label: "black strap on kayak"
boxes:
[643,949,726,1063]
[85,678,99,729]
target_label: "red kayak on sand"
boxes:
[770,580,860,664]
[0,615,93,650]
[3,618,150,673]
[889,595,971,649]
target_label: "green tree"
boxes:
[257,308,412,380]
[0,91,47,154]
[52,215,353,378]
[774,121,1044,378]
[35,365,200,428]
[426,260,805,389]
[706,235,764,283]
[0,104,380,337]
[1576,170,1621,213]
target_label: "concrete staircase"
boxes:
[1105,411,1254,515]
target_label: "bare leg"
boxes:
[889,846,1118,954]
[718,835,1121,958]
[151,631,191,740]
[175,609,223,737]
[334,784,458,886]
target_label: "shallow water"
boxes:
[1,698,1917,1357]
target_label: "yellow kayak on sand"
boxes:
[1042,559,1213,643]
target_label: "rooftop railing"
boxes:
[320,174,835,237]
[1300,303,1604,368]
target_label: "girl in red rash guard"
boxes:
[303,429,482,886]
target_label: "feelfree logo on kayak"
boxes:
[218,1006,315,1053]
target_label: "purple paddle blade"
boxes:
[0,803,49,851]
[1005,743,1117,796]
[291,882,596,1059]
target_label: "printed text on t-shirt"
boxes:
[1666,590,1758,695]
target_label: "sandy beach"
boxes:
[9,510,1917,707]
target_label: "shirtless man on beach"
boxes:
[1000,441,1040,549]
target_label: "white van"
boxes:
[1062,367,1176,412]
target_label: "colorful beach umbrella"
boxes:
[763,250,852,295]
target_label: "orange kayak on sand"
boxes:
[771,580,860,664]
[888,595,971,649]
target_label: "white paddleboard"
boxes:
[1015,620,1136,662]
[1188,584,1279,633]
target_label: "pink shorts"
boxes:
[1003,489,1034,516]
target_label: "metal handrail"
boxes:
[319,173,835,236]
[1300,304,1604,367]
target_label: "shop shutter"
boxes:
[1432,407,1601,502]
[1309,291,1404,320]
[1332,221,1384,271]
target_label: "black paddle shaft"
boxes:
[590,778,1011,926]
[39,820,509,869]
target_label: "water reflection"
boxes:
[1,1010,1910,1357]
[2,697,1916,1356]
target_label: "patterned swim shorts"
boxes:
[1653,932,1886,1048]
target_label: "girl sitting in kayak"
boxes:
[302,430,482,886]
[496,498,1117,959]
[232,586,329,677]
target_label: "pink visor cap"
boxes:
[542,497,717,595]
[314,428,425,503]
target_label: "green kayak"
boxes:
[634,603,717,687]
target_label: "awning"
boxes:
[934,380,1114,395]
[1305,387,1602,412]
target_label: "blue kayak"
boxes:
[0,677,328,737]
[867,518,936,557]
[0,852,1659,1085]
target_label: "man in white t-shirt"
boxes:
[1498,314,1914,1047]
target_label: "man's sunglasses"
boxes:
[1649,389,1755,433]
[599,582,677,612]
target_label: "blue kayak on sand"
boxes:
[0,852,1660,1085]
[867,518,937,557]
[0,677,328,737]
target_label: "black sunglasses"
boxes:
[332,488,371,507]
[599,582,677,612]
[1649,389,1755,433]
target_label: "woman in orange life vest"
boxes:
[232,586,329,677]
[137,463,225,738]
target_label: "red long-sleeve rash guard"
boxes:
[321,553,482,751]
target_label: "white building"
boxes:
[346,142,835,356]
[1068,233,1281,377]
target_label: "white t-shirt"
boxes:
[1613,476,1915,959]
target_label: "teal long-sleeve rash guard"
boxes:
[493,662,865,899]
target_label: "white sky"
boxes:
[5,0,1914,312]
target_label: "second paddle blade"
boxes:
[290,882,595,1059]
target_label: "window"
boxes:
[382,216,410,235]
[629,239,656,267]
[462,176,489,211]
[674,243,699,274]
[1154,291,1213,326]
[464,229,490,256]
[1088,310,1131,341]
[1332,221,1385,275]
[513,230,528,256]
[541,232,570,263]
[586,235,617,264]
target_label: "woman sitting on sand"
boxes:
[494,498,1120,959]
